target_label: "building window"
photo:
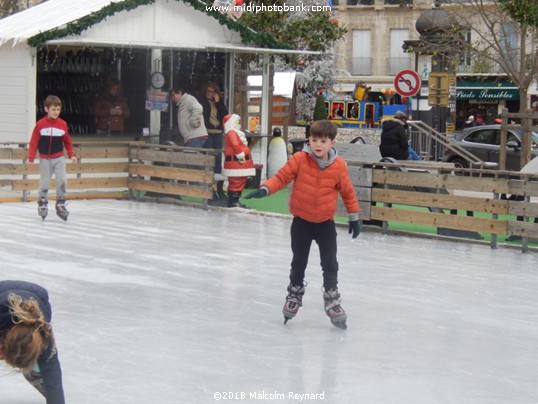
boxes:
[500,23,518,67]
[387,29,410,75]
[352,30,372,75]
[457,30,472,73]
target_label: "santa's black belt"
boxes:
[225,155,251,162]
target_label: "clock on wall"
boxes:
[151,71,165,89]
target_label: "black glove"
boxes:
[348,220,361,239]
[244,188,268,199]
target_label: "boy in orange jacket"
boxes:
[245,120,360,329]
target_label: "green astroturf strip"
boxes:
[176,189,534,245]
[241,190,536,244]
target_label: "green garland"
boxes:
[27,0,285,49]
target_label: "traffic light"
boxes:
[428,72,449,106]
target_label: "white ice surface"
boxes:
[1,200,538,404]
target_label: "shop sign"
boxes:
[456,88,519,101]
[145,91,169,111]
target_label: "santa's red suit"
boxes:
[221,114,255,207]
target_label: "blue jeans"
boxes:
[408,146,420,161]
[185,137,207,148]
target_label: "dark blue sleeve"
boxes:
[38,344,65,404]
[0,281,63,403]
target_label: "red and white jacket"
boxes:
[28,116,74,163]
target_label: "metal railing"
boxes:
[335,0,374,5]
[351,57,372,75]
[384,0,412,5]
[386,57,411,75]
[407,120,486,167]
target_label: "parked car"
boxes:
[443,124,538,171]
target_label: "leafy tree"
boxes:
[240,0,345,123]
[239,0,345,52]
[1,0,41,18]
[294,53,336,123]
[425,1,538,111]
[498,0,538,27]
[1,0,21,17]
[313,93,328,121]
[414,1,538,165]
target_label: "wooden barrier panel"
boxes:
[3,140,538,248]
[12,177,128,191]
[0,148,26,160]
[0,142,133,201]
[1,162,129,176]
[129,147,214,168]
[129,178,212,199]
[371,206,509,235]
[372,188,510,215]
[127,143,215,202]
[366,164,538,247]
[129,163,212,184]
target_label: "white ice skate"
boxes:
[37,198,48,221]
[55,199,69,221]
[283,283,306,324]
[323,288,347,330]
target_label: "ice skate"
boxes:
[37,198,48,220]
[55,198,69,221]
[283,283,306,324]
[227,191,250,209]
[323,288,347,330]
[208,181,228,207]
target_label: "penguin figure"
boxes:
[267,128,288,178]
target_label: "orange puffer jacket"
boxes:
[262,150,359,223]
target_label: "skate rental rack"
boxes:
[2,141,538,251]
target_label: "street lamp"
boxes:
[403,5,462,134]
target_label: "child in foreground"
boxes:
[0,280,65,403]
[245,120,360,329]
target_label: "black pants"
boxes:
[290,217,339,290]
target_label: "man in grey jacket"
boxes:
[170,87,208,147]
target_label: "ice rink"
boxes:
[1,199,538,404]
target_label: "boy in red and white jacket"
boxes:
[28,95,77,220]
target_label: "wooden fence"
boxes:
[339,160,538,251]
[2,141,538,251]
[0,141,216,205]
[127,143,215,205]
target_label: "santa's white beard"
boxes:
[230,127,248,146]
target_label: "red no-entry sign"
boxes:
[393,70,421,97]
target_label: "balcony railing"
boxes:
[455,63,506,74]
[351,57,373,75]
[386,57,411,75]
[384,0,412,4]
[334,0,374,5]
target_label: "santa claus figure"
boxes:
[221,113,255,208]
